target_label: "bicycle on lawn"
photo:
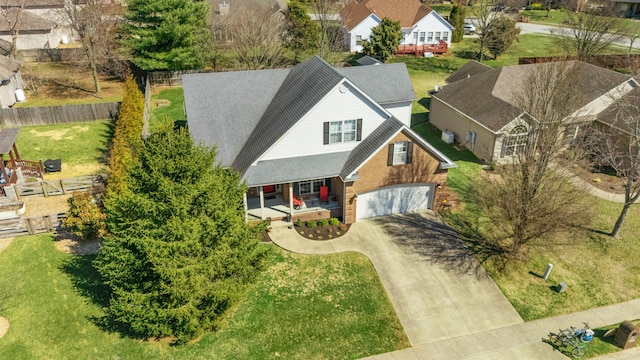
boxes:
[546,322,594,359]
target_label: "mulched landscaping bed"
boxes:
[293,223,350,241]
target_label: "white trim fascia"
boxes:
[430,11,454,31]
[567,78,638,122]
[431,95,499,135]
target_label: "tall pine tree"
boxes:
[121,0,211,70]
[361,18,402,62]
[94,125,267,343]
[450,5,466,43]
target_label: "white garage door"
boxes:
[356,183,435,220]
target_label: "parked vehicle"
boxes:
[464,23,476,35]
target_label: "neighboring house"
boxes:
[183,56,456,224]
[611,0,640,18]
[340,0,453,53]
[429,60,640,163]
[0,8,62,50]
[0,56,24,108]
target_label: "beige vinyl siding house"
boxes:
[429,61,640,163]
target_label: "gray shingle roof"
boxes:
[0,56,19,81]
[232,56,345,174]
[0,128,19,154]
[445,60,492,84]
[597,84,640,136]
[356,55,382,66]
[0,9,53,32]
[183,56,425,182]
[243,151,351,187]
[341,116,404,179]
[434,61,631,132]
[337,62,415,104]
[182,68,289,167]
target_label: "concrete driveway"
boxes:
[270,212,523,346]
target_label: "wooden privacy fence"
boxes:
[13,175,102,199]
[0,213,63,239]
[0,102,119,127]
[147,69,215,87]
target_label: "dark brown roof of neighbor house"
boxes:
[341,0,433,31]
[0,56,20,81]
[0,9,54,32]
[434,61,631,132]
[445,60,493,84]
[597,84,640,136]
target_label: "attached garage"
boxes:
[355,183,435,220]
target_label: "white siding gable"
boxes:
[401,12,453,46]
[259,81,389,161]
[383,101,412,127]
[348,15,380,52]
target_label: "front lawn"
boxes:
[0,236,408,359]
[411,121,640,322]
[15,120,111,179]
[149,87,186,131]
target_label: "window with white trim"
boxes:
[443,31,449,42]
[427,32,433,42]
[435,32,441,41]
[355,35,362,46]
[393,141,408,165]
[328,119,357,144]
[503,125,528,157]
[419,32,426,42]
[299,179,325,195]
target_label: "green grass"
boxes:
[522,9,640,34]
[149,87,186,131]
[15,120,111,178]
[0,236,408,359]
[414,126,640,321]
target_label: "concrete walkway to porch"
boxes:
[269,212,640,359]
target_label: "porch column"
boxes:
[243,192,248,223]
[289,182,294,218]
[259,186,265,220]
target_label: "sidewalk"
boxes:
[270,219,640,359]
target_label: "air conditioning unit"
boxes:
[441,130,454,144]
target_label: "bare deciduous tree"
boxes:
[471,62,596,267]
[584,81,640,238]
[231,9,287,70]
[470,0,501,62]
[0,0,27,58]
[59,0,123,93]
[551,6,627,62]
[314,0,345,64]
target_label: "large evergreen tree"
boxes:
[361,18,402,62]
[450,5,466,43]
[94,126,267,343]
[121,0,211,70]
[284,0,319,57]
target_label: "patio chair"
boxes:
[319,186,329,204]
[292,194,304,210]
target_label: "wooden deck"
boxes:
[396,41,449,56]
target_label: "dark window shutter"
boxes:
[387,143,394,166]
[356,119,362,141]
[323,122,330,145]
[406,142,413,164]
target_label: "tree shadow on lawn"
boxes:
[96,119,116,165]
[372,212,505,278]
[59,255,129,335]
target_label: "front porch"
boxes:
[246,192,341,222]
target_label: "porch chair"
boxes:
[319,186,329,204]
[292,194,304,210]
